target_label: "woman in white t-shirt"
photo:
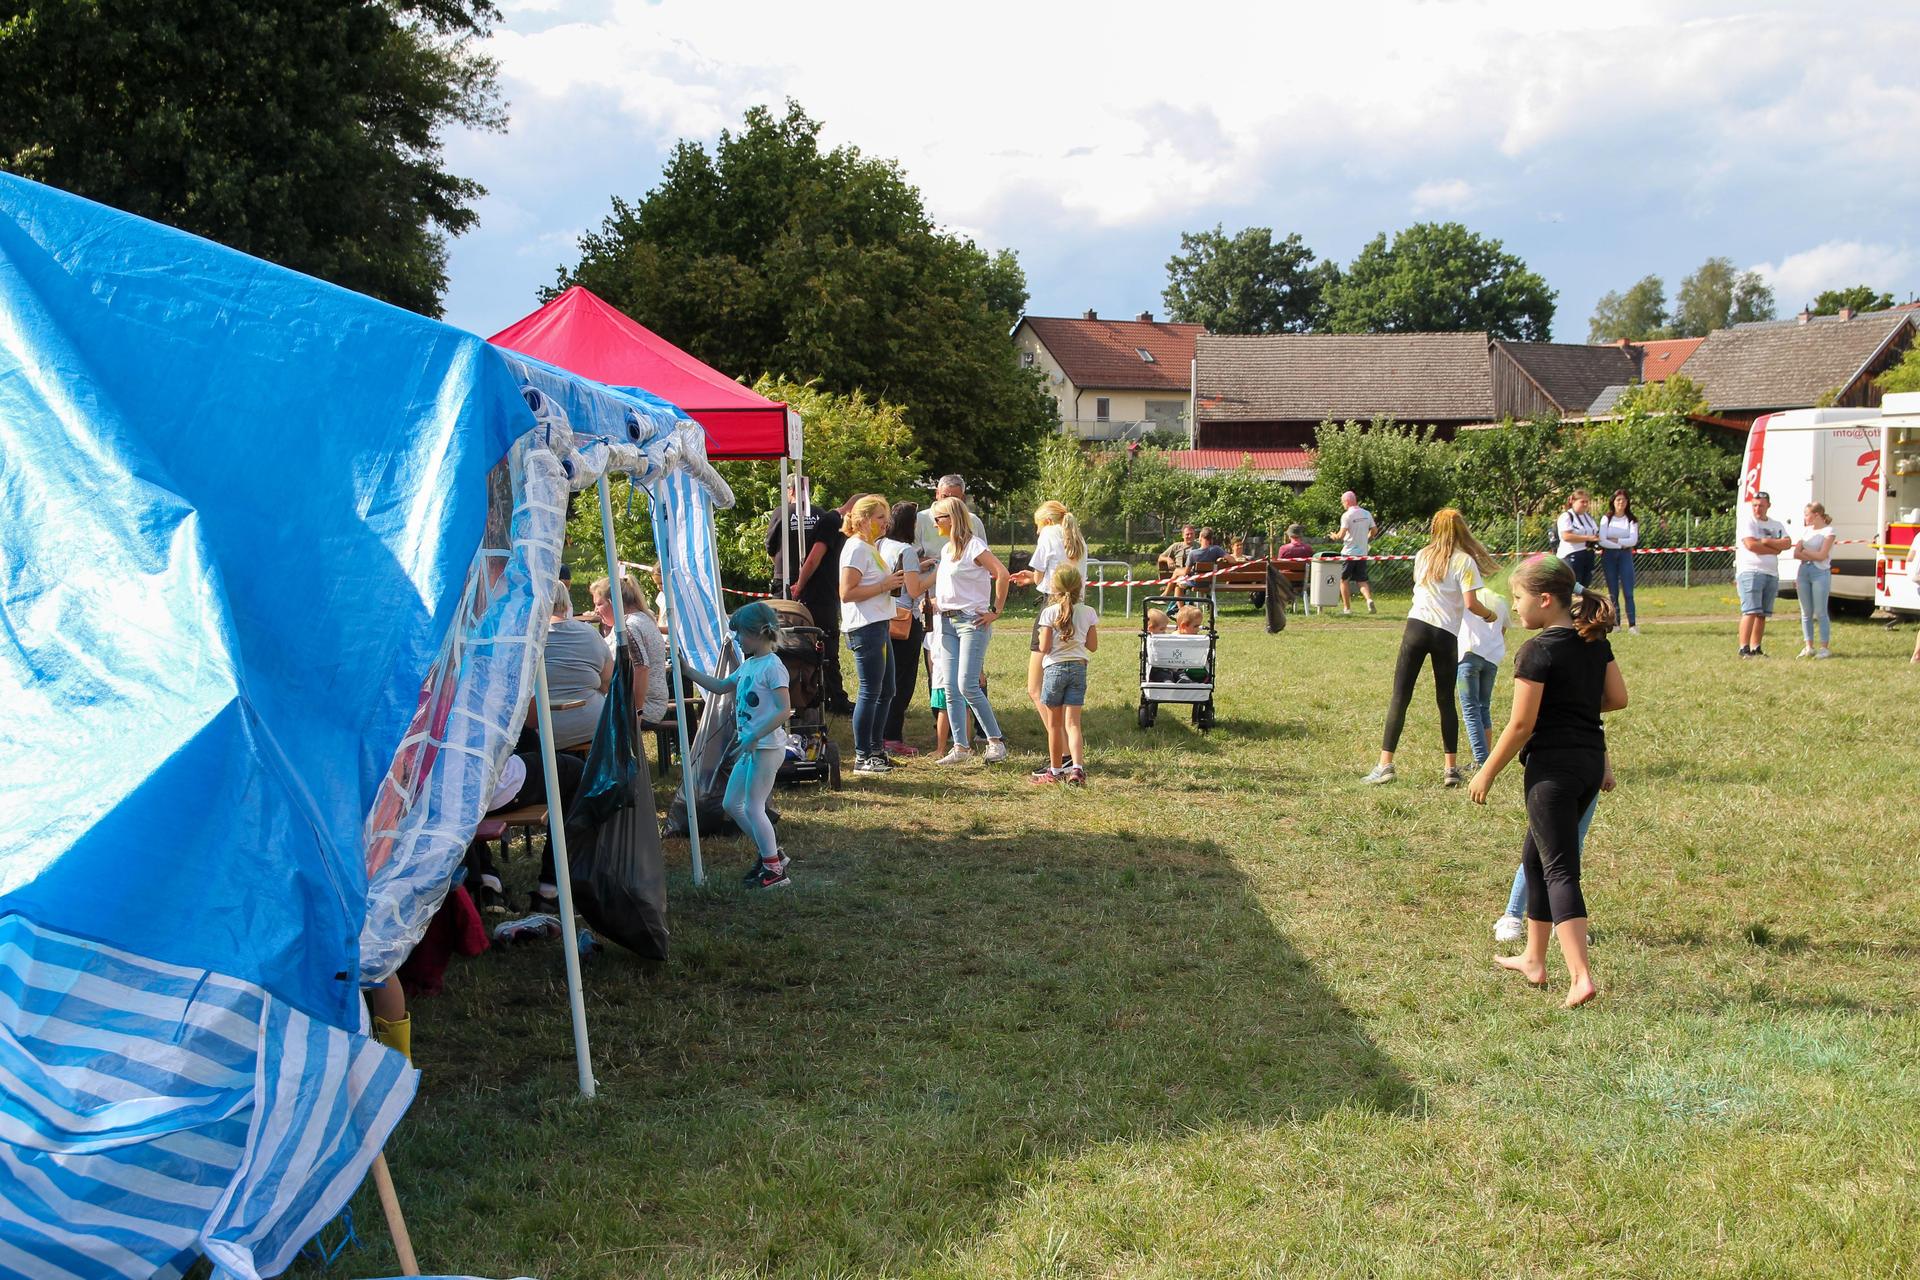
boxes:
[1596,489,1640,635]
[930,495,1011,764]
[1555,489,1600,588]
[1363,509,1498,788]
[1791,501,1836,659]
[839,494,908,772]
[878,501,930,757]
[1011,500,1089,721]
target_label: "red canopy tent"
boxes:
[488,286,799,462]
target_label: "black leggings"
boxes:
[1521,748,1603,923]
[1381,618,1459,754]
[883,617,923,741]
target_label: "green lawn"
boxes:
[330,603,1920,1279]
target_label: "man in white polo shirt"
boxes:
[1328,490,1377,615]
[1735,490,1792,658]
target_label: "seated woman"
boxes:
[517,585,613,754]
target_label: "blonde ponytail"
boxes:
[1061,511,1086,563]
[1050,564,1085,643]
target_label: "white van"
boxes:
[1739,406,1883,601]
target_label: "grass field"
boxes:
[326,593,1919,1279]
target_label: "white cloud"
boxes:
[1752,241,1919,308]
[1411,179,1477,214]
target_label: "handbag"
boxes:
[885,543,915,639]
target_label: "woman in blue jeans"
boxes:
[928,496,1011,765]
[1598,489,1640,635]
[839,495,910,773]
[1792,502,1835,659]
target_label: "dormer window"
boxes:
[1136,348,1156,363]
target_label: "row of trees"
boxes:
[1162,222,1556,342]
[1589,266,1907,344]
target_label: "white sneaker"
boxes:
[1367,600,1377,614]
[1796,646,1814,659]
[1628,625,1640,636]
[1341,607,1352,616]
[1493,914,1526,944]
[981,739,1009,763]
[934,746,975,765]
[1361,763,1395,785]
[1815,647,1832,660]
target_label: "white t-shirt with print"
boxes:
[731,651,790,753]
[1339,506,1374,556]
[1736,514,1787,576]
[1457,593,1509,665]
[839,538,895,631]
[1037,602,1099,666]
[1556,510,1598,557]
[935,535,994,613]
[1028,524,1086,595]
[1408,549,1486,633]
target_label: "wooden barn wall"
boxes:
[1488,345,1562,419]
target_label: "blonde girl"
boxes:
[1364,509,1498,788]
[589,573,668,728]
[838,493,907,772]
[1014,501,1089,716]
[931,495,1011,764]
[1031,565,1098,785]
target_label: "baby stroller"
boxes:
[765,598,842,789]
[1137,594,1217,731]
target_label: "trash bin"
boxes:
[1307,557,1345,610]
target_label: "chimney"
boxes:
[1839,306,1855,321]
[1083,308,1098,321]
[1136,310,1153,323]
[1614,338,1632,349]
[1797,308,1813,325]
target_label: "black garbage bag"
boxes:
[564,644,668,959]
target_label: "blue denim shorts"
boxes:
[1736,570,1779,616]
[1040,660,1088,707]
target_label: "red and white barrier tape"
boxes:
[721,539,1881,598]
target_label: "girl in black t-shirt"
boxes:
[1468,555,1629,1009]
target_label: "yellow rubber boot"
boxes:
[371,1014,412,1063]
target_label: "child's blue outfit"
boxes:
[1456,594,1508,766]
[722,650,790,868]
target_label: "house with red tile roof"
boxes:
[1627,337,1704,383]
[1014,311,1203,441]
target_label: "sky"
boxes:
[441,0,1920,344]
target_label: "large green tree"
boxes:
[1325,222,1556,341]
[1672,257,1775,336]
[1161,224,1335,333]
[1299,417,1456,527]
[1811,284,1896,316]
[1587,274,1670,342]
[556,101,1055,499]
[0,1,503,315]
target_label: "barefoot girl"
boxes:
[683,602,795,889]
[1468,555,1628,1008]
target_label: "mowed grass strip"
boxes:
[319,600,1920,1279]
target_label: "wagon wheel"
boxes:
[1193,700,1216,731]
[825,739,843,790]
[1137,699,1156,729]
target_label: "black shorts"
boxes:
[1342,559,1370,583]
[1029,614,1042,653]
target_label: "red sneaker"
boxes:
[884,740,921,757]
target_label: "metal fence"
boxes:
[971,504,1738,603]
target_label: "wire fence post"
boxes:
[1685,513,1693,589]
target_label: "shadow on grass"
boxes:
[379,828,1418,1278]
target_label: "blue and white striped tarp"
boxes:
[0,914,416,1279]
[650,465,729,674]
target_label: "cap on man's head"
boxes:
[1753,490,1771,502]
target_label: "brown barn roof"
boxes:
[1494,340,1639,415]
[1195,332,1495,423]
[1681,311,1915,411]
[1631,337,1703,382]
[1018,314,1203,392]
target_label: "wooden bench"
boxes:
[1182,559,1304,608]
[484,803,550,863]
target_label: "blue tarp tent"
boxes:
[0,174,731,1276]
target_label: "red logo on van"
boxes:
[1859,449,1881,502]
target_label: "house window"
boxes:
[1095,397,1111,420]
[1145,399,1186,430]
[1020,350,1036,367]
[1136,348,1156,363]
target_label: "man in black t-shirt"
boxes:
[765,495,851,713]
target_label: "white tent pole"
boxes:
[532,659,596,1099]
[642,479,706,886]
[777,458,791,596]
